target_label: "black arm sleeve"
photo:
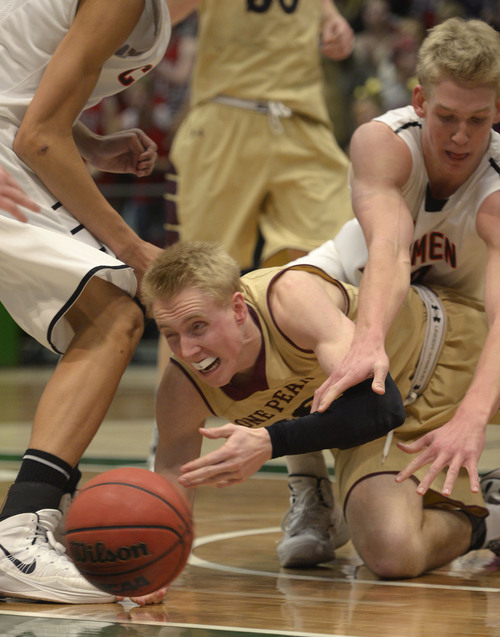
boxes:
[266,373,406,458]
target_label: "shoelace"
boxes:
[281,487,332,534]
[34,519,67,556]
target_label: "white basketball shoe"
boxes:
[480,469,500,556]
[277,475,349,568]
[0,509,116,603]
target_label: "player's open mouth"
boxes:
[447,151,468,161]
[192,357,220,374]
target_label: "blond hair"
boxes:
[417,18,500,95]
[142,241,241,311]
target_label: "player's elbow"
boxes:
[14,124,54,167]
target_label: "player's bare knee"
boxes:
[354,526,424,579]
[67,279,144,349]
[111,296,144,349]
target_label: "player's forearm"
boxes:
[266,375,405,456]
[355,244,411,347]
[14,127,139,258]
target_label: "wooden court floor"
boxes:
[0,363,499,637]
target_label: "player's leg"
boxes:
[277,464,349,568]
[0,277,143,603]
[346,473,472,577]
[170,103,267,271]
[265,116,353,566]
[28,277,143,463]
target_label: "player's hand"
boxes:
[312,341,389,412]
[178,424,272,488]
[117,239,163,289]
[0,165,40,221]
[88,129,158,177]
[321,13,354,60]
[119,585,170,606]
[395,415,486,496]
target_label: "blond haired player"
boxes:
[283,16,500,568]
[142,241,500,581]
[150,0,356,567]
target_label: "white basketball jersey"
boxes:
[0,0,171,126]
[298,106,500,300]
[0,0,171,242]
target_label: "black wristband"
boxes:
[266,374,405,458]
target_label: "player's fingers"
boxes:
[181,467,231,488]
[465,463,480,494]
[215,477,240,488]
[395,447,434,483]
[371,366,387,395]
[129,585,170,606]
[3,185,40,212]
[179,453,238,486]
[180,449,228,475]
[441,461,461,497]
[414,457,450,495]
[396,437,429,455]
[0,200,27,222]
[316,378,349,412]
[198,424,234,439]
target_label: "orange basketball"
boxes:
[65,467,193,597]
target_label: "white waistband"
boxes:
[382,284,446,463]
[404,284,447,406]
[211,95,292,134]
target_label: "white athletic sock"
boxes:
[285,451,330,480]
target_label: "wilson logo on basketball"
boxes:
[69,541,152,564]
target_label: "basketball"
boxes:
[65,467,194,598]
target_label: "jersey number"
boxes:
[411,265,434,284]
[119,64,153,87]
[247,0,299,14]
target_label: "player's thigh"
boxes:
[261,119,353,261]
[345,473,424,553]
[170,104,270,268]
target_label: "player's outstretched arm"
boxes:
[312,122,415,412]
[397,194,500,495]
[179,375,405,489]
[155,360,211,502]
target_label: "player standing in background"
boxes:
[165,0,354,270]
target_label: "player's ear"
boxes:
[494,95,500,126]
[412,84,426,117]
[232,292,247,325]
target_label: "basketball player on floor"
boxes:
[280,16,500,568]
[140,241,500,585]
[150,0,356,567]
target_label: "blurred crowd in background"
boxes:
[81,0,500,252]
[15,0,500,363]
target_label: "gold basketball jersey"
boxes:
[171,266,428,427]
[190,0,330,123]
